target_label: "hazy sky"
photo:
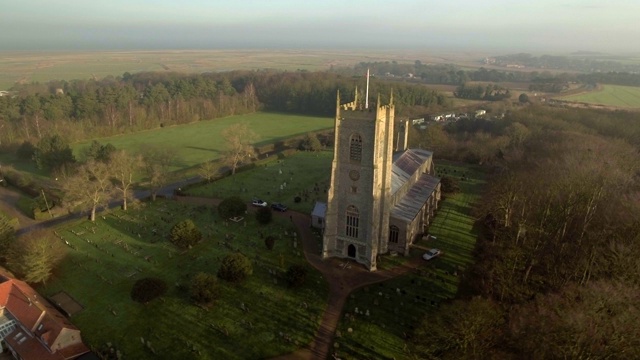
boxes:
[1,0,639,53]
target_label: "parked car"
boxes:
[271,203,288,212]
[422,249,442,261]
[252,199,268,207]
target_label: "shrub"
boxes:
[169,219,202,248]
[131,277,167,304]
[441,175,460,193]
[294,196,301,203]
[285,265,308,288]
[218,253,253,283]
[189,272,220,305]
[265,236,275,250]
[16,141,36,160]
[218,196,247,219]
[256,206,272,224]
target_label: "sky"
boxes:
[1,0,639,53]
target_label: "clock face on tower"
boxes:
[349,170,360,181]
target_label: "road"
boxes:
[3,176,203,236]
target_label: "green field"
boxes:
[43,199,328,359]
[334,161,485,359]
[71,112,332,171]
[559,84,640,108]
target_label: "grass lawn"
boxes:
[333,161,486,359]
[186,150,334,213]
[41,199,329,359]
[72,112,332,172]
[559,84,640,108]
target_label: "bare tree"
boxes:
[221,123,258,175]
[110,150,142,210]
[197,160,219,183]
[62,160,114,221]
[8,230,64,285]
[139,145,177,201]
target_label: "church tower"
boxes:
[322,89,395,271]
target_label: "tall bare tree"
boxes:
[110,150,142,210]
[139,145,177,201]
[8,229,64,285]
[221,123,258,175]
[62,160,114,221]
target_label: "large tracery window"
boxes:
[389,225,399,243]
[345,205,359,238]
[350,134,362,163]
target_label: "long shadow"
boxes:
[185,146,221,154]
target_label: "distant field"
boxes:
[72,112,333,172]
[0,49,458,90]
[559,84,640,108]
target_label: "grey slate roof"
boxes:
[390,173,440,222]
[391,149,433,194]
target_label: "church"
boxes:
[321,89,441,271]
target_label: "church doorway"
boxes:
[347,244,356,258]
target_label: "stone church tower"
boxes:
[322,90,395,271]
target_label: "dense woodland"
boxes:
[0,71,448,147]
[410,105,640,359]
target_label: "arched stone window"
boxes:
[350,134,362,163]
[389,225,399,243]
[345,205,359,238]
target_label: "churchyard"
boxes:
[42,198,329,359]
[40,149,484,359]
[185,150,334,213]
[332,161,485,359]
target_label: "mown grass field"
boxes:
[42,199,328,359]
[70,112,332,171]
[334,161,485,359]
[559,84,640,108]
[185,150,333,213]
[0,112,332,180]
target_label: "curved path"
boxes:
[176,196,424,360]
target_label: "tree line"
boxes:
[409,104,640,359]
[0,70,448,147]
[346,60,640,91]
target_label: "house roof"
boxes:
[311,202,327,218]
[5,330,65,360]
[0,276,89,360]
[391,149,433,194]
[390,173,440,222]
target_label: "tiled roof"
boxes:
[5,330,65,360]
[391,149,433,194]
[390,174,440,222]
[0,277,89,360]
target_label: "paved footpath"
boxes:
[176,196,423,360]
